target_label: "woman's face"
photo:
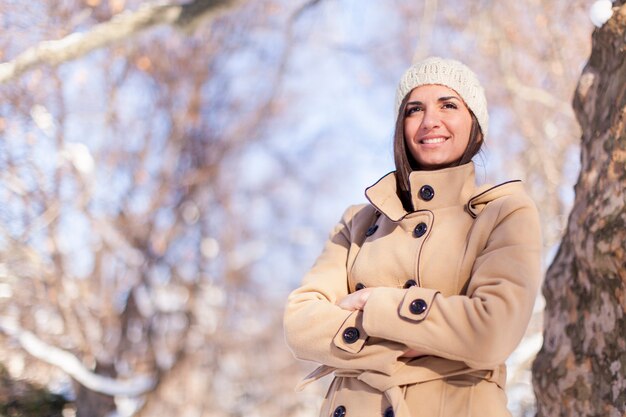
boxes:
[403,84,473,170]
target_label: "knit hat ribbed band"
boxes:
[395,57,489,139]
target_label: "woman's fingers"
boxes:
[401,349,421,358]
[336,288,373,310]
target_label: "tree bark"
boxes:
[532,2,626,416]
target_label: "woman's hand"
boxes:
[336,288,373,311]
[400,349,422,358]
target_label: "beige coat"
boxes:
[283,162,543,417]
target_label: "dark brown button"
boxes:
[409,299,428,315]
[419,185,434,201]
[414,222,427,237]
[403,279,417,288]
[355,283,366,291]
[342,327,360,344]
[333,406,346,417]
[365,224,378,237]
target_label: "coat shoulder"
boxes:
[340,203,378,223]
[468,180,538,219]
[338,203,381,239]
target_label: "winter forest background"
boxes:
[1,0,624,416]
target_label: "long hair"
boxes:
[393,94,484,211]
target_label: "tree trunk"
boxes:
[73,362,116,417]
[532,3,626,416]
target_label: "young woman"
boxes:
[284,57,542,417]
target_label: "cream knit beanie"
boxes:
[395,56,489,139]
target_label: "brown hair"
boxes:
[393,93,484,211]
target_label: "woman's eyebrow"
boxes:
[406,96,460,106]
[438,96,460,102]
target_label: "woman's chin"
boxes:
[417,156,452,170]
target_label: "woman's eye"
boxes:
[443,102,458,109]
[405,106,422,116]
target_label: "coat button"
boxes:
[403,279,417,288]
[365,224,378,237]
[342,327,360,344]
[419,185,435,201]
[355,283,366,291]
[333,405,346,417]
[409,299,428,315]
[414,222,427,238]
[384,407,394,417]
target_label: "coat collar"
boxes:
[364,163,478,222]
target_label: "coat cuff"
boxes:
[399,286,439,321]
[362,287,440,338]
[332,310,367,353]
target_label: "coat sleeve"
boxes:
[361,193,543,370]
[283,205,407,375]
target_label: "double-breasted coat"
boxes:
[283,162,543,417]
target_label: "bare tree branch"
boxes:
[291,0,323,21]
[0,0,243,84]
[0,318,156,397]
[412,0,438,62]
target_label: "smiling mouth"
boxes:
[419,137,448,144]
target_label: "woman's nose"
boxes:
[420,109,440,130]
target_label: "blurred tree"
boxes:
[0,0,599,416]
[0,0,321,415]
[532,2,626,416]
[0,364,66,417]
